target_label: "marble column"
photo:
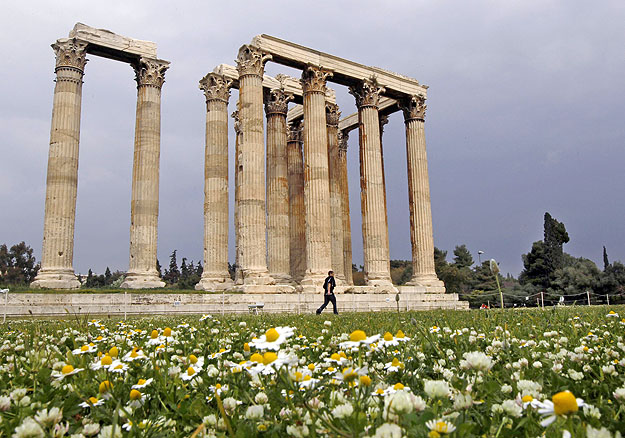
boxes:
[265,87,293,283]
[349,78,394,289]
[400,94,444,288]
[326,103,345,282]
[337,131,353,285]
[235,45,274,285]
[232,110,243,285]
[300,65,333,287]
[121,57,169,289]
[32,38,88,289]
[195,73,234,291]
[287,121,306,282]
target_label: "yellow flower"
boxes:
[187,367,195,376]
[330,353,340,361]
[101,355,113,366]
[137,379,147,386]
[99,380,112,393]
[163,327,172,337]
[250,353,264,363]
[522,395,533,403]
[265,328,279,342]
[391,357,401,367]
[243,343,250,352]
[350,330,367,342]
[109,346,119,357]
[150,329,158,339]
[81,345,89,352]
[62,364,74,375]
[395,330,405,338]
[552,391,578,415]
[263,352,277,365]
[88,396,98,404]
[383,332,393,341]
[308,363,315,371]
[129,389,142,400]
[393,382,405,390]
[189,355,198,364]
[360,375,372,386]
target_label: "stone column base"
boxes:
[241,269,276,286]
[270,273,294,285]
[195,276,234,291]
[31,269,80,290]
[120,272,165,289]
[231,284,296,294]
[407,275,445,292]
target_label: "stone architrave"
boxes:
[287,121,306,282]
[399,95,444,288]
[326,103,345,282]
[32,38,88,289]
[195,73,234,291]
[265,85,294,283]
[235,45,275,285]
[121,57,169,289]
[337,131,353,285]
[300,65,333,287]
[349,77,395,290]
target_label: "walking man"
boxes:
[316,271,338,315]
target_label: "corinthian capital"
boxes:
[199,73,232,103]
[264,88,294,116]
[325,103,340,127]
[287,120,303,143]
[236,45,272,77]
[133,58,170,89]
[300,65,333,94]
[349,77,385,109]
[338,131,349,153]
[52,38,88,71]
[399,94,427,121]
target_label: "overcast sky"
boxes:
[1,1,624,278]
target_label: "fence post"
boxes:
[1,289,8,323]
[586,290,591,306]
[124,291,127,321]
[541,291,544,309]
[606,294,610,306]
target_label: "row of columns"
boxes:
[32,38,169,289]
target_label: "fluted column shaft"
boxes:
[121,58,169,289]
[401,95,443,287]
[287,122,306,282]
[337,132,353,285]
[349,79,394,288]
[265,88,293,282]
[326,103,345,282]
[300,66,333,286]
[236,45,274,285]
[196,73,234,290]
[32,38,88,289]
[232,110,243,285]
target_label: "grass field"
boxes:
[1,306,624,437]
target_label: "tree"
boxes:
[104,267,112,285]
[549,255,601,299]
[452,244,473,268]
[603,246,610,271]
[196,261,203,277]
[519,241,550,290]
[163,250,180,285]
[0,242,40,285]
[156,259,162,278]
[543,212,569,275]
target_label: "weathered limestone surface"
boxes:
[400,95,444,289]
[337,132,353,285]
[31,38,88,290]
[300,66,333,288]
[232,110,243,285]
[235,45,275,286]
[287,122,306,282]
[196,73,234,291]
[121,58,169,289]
[4,292,467,317]
[326,103,345,282]
[69,23,157,60]
[265,86,293,283]
[350,78,395,291]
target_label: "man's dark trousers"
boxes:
[317,294,338,314]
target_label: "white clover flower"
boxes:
[586,425,619,438]
[613,387,625,401]
[12,417,44,438]
[0,395,11,411]
[372,423,403,438]
[254,392,268,404]
[568,369,584,381]
[460,351,494,372]
[324,320,332,327]
[82,423,100,436]
[500,399,523,418]
[602,365,617,376]
[331,403,353,419]
[203,414,217,426]
[10,388,27,401]
[583,403,601,420]
[245,405,264,420]
[97,425,123,438]
[501,384,513,394]
[423,380,451,399]
[286,424,309,437]
[222,397,241,415]
[533,361,543,369]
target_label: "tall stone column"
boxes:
[326,103,345,282]
[337,131,353,285]
[265,87,294,283]
[32,38,88,289]
[300,65,333,287]
[195,73,234,291]
[232,110,243,285]
[287,121,306,283]
[349,78,395,290]
[235,45,274,285]
[400,94,444,289]
[121,57,169,289]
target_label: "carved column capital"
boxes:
[264,88,294,116]
[231,110,241,136]
[338,131,349,153]
[133,58,169,89]
[199,73,232,103]
[287,120,303,143]
[52,38,88,72]
[325,103,340,127]
[399,94,427,121]
[349,77,385,109]
[300,65,333,94]
[236,44,272,77]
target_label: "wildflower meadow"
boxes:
[1,306,624,437]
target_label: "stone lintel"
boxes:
[68,22,160,64]
[251,34,429,100]
[212,63,336,105]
